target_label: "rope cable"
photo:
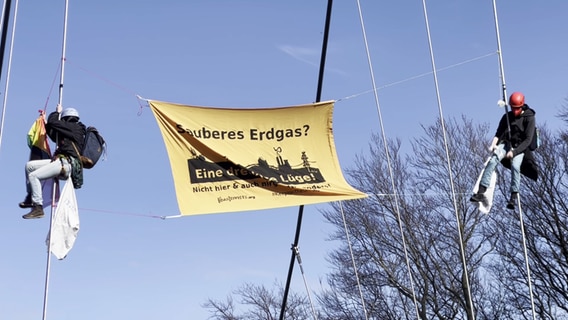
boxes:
[492,1,537,318]
[292,246,319,320]
[0,0,15,156]
[77,190,484,221]
[339,201,369,320]
[338,52,496,102]
[44,2,70,320]
[280,2,333,318]
[354,1,421,319]
[64,59,148,115]
[492,0,512,141]
[0,0,16,156]
[75,207,168,220]
[65,59,139,96]
[513,200,537,320]
[43,59,63,113]
[420,1,476,319]
[59,54,496,117]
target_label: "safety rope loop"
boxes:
[136,99,146,116]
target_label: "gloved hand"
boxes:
[488,137,499,152]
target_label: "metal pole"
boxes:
[422,0,475,318]
[492,0,511,138]
[492,1,536,319]
[0,0,12,74]
[42,1,69,319]
[279,1,332,319]
[0,0,13,153]
[57,0,69,107]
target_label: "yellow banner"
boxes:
[149,100,367,215]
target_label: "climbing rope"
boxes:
[421,1,476,319]
[492,1,537,318]
[354,1,421,319]
[338,52,496,102]
[339,201,369,320]
[43,2,70,320]
[292,246,319,320]
[0,0,18,156]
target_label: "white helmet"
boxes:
[61,108,79,119]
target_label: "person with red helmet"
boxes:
[470,91,537,210]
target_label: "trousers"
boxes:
[480,143,524,193]
[25,158,71,205]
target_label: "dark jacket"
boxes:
[497,105,538,181]
[46,111,87,159]
[495,104,536,156]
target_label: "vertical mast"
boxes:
[43,1,70,319]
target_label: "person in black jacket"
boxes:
[20,104,86,219]
[470,92,537,210]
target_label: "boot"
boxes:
[506,192,518,210]
[18,194,33,209]
[22,205,44,219]
[470,185,487,203]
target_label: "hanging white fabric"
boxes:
[472,157,497,214]
[46,177,80,260]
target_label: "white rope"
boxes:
[421,1,476,319]
[492,1,537,318]
[372,192,480,197]
[0,0,8,156]
[338,52,496,102]
[492,0,508,103]
[422,0,484,320]
[339,201,369,320]
[44,2,70,320]
[513,200,537,320]
[354,1,421,319]
[0,0,18,156]
[293,246,319,320]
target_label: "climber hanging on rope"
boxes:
[20,103,86,219]
[470,91,538,210]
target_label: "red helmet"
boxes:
[509,92,525,107]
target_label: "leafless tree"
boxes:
[319,114,568,320]
[204,112,568,320]
[319,116,501,320]
[484,127,568,319]
[203,282,316,320]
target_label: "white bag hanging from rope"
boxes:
[46,177,80,260]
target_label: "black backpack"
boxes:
[80,126,106,169]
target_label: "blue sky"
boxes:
[0,1,567,319]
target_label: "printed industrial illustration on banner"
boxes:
[149,99,367,215]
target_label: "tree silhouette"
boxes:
[205,113,568,320]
